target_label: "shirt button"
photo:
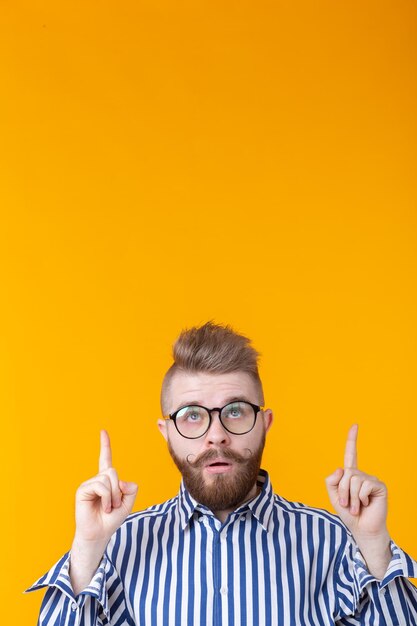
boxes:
[220,586,228,595]
[71,602,78,611]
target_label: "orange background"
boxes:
[1,1,416,622]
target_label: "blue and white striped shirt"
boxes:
[28,470,417,625]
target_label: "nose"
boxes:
[205,411,231,446]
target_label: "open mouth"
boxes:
[205,460,233,473]
[208,461,230,467]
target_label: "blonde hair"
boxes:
[160,321,264,414]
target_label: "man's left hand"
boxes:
[325,424,392,578]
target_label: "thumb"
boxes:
[325,468,344,502]
[119,480,138,512]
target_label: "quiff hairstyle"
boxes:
[160,321,264,415]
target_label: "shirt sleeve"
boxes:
[335,538,417,625]
[25,550,131,626]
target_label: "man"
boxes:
[28,322,417,625]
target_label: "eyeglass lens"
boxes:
[174,401,256,438]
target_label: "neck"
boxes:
[212,482,260,523]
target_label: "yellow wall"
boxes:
[1,1,416,622]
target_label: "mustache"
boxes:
[187,448,250,468]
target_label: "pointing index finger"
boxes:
[344,424,359,469]
[99,429,113,472]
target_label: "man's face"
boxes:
[158,371,273,513]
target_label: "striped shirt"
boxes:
[28,470,417,625]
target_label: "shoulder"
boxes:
[105,495,180,567]
[123,495,179,526]
[272,493,351,535]
[107,495,179,549]
[106,495,179,553]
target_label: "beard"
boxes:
[168,432,266,512]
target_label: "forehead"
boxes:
[168,371,259,411]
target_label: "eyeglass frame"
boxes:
[165,400,264,439]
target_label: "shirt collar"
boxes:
[177,468,275,531]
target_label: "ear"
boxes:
[157,419,168,441]
[263,409,274,433]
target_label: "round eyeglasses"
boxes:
[166,401,264,439]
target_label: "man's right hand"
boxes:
[69,430,138,596]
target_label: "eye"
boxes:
[187,411,201,422]
[176,406,204,423]
[223,403,243,418]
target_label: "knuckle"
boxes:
[103,467,120,485]
[343,468,352,480]
[338,473,348,485]
[377,480,387,492]
[109,469,120,484]
[78,477,94,488]
[77,479,94,494]
[339,478,350,492]
[93,479,110,493]
[99,467,114,478]
[96,474,111,487]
